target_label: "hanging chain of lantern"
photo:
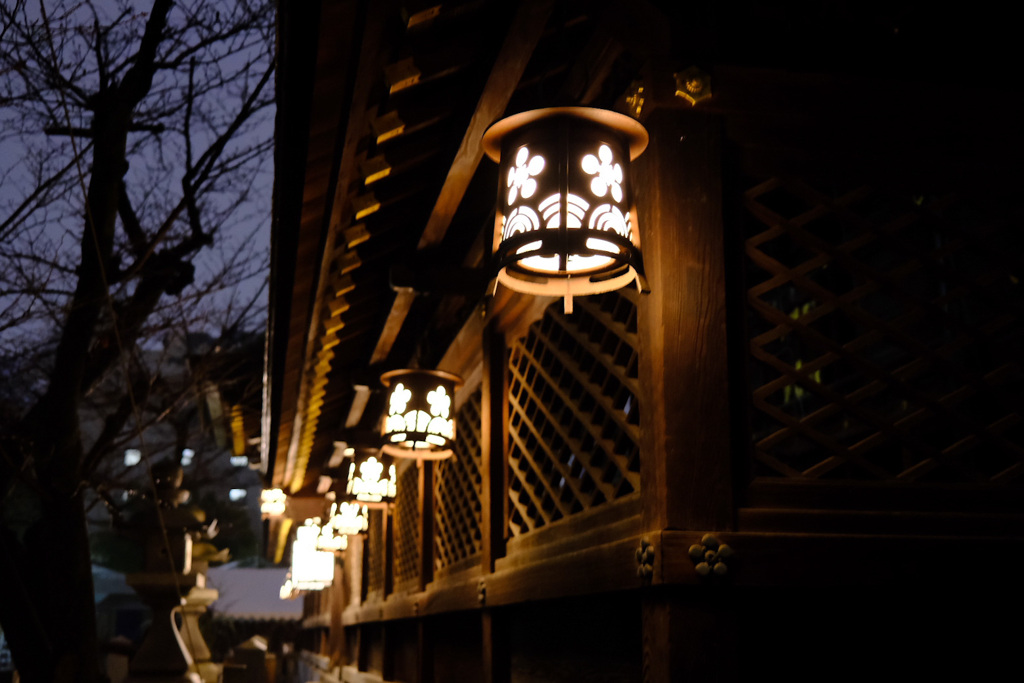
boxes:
[380,369,462,460]
[290,520,335,590]
[344,447,397,506]
[482,107,650,313]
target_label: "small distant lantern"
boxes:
[260,488,287,517]
[380,369,462,460]
[314,518,348,552]
[345,448,397,507]
[327,500,369,537]
[482,107,649,313]
[290,521,335,590]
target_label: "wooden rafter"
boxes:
[366,0,556,369]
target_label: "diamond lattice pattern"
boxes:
[745,179,1024,483]
[392,463,420,585]
[507,291,641,536]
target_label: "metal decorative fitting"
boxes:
[635,539,655,580]
[688,534,733,577]
[477,579,487,605]
[674,67,711,105]
[625,81,645,118]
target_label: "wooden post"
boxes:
[381,624,396,682]
[418,460,435,591]
[634,103,738,683]
[359,533,369,604]
[634,105,734,533]
[642,591,737,683]
[482,609,510,683]
[330,558,346,669]
[383,507,394,597]
[416,619,433,683]
[480,319,509,572]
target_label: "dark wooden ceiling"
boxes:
[266,0,1024,497]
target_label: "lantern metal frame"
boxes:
[380,368,462,460]
[482,107,649,313]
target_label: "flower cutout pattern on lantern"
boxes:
[389,383,411,415]
[581,144,623,203]
[427,385,451,418]
[506,146,545,205]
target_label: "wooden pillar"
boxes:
[329,558,346,669]
[359,533,369,603]
[642,590,737,683]
[418,460,435,591]
[634,103,738,682]
[480,319,509,572]
[383,507,394,596]
[481,309,510,683]
[381,624,396,682]
[416,619,434,683]
[482,609,510,683]
[634,104,734,533]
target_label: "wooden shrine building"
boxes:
[264,1,1024,680]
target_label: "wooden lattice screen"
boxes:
[434,389,483,571]
[744,179,1024,484]
[507,291,641,536]
[392,462,420,586]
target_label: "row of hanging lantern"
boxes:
[280,369,460,595]
[281,495,371,596]
[282,106,647,595]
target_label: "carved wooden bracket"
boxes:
[688,534,733,578]
[635,539,655,580]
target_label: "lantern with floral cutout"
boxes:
[345,447,396,507]
[482,107,649,313]
[327,500,369,536]
[380,369,462,460]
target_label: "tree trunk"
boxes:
[0,479,101,683]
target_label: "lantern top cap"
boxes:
[379,368,463,388]
[483,107,649,163]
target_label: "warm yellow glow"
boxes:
[483,107,648,312]
[346,456,396,504]
[230,404,246,456]
[260,488,287,517]
[327,501,369,536]
[291,522,334,590]
[380,369,462,460]
[385,385,454,450]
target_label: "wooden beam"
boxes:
[365,0,555,370]
[280,0,393,493]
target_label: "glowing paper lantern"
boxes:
[482,107,649,313]
[345,448,396,507]
[326,500,369,537]
[380,369,462,460]
[290,521,335,590]
[260,488,286,517]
